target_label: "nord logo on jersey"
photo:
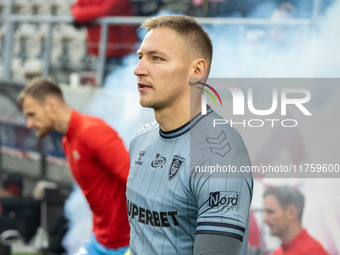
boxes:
[127,200,179,227]
[151,153,167,168]
[209,191,239,208]
[169,155,185,180]
[135,150,146,165]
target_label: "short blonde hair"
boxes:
[141,15,213,76]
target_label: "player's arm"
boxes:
[83,123,130,182]
[190,154,252,255]
[194,234,241,255]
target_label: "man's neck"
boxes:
[280,223,303,244]
[155,106,189,132]
[155,97,201,132]
[54,105,73,135]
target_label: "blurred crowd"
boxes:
[0,0,336,84]
[130,0,334,18]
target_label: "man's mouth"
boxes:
[138,83,152,91]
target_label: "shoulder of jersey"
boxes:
[134,121,159,138]
[191,110,247,158]
[81,114,117,133]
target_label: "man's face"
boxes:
[263,195,290,238]
[22,95,54,138]
[134,27,193,111]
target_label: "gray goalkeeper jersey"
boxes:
[126,107,253,255]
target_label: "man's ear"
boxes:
[287,205,299,221]
[44,97,58,113]
[191,59,208,80]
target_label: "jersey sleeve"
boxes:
[71,0,127,23]
[194,234,241,255]
[190,150,253,242]
[81,122,130,182]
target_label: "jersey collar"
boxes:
[159,106,213,139]
[65,110,81,140]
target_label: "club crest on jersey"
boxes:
[135,150,146,165]
[151,153,167,168]
[73,150,80,161]
[169,155,185,180]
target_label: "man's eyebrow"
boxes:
[136,49,168,57]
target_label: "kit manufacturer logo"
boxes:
[135,150,146,165]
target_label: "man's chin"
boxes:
[35,130,49,138]
[139,99,154,109]
[269,229,278,236]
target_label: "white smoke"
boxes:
[209,0,340,78]
[62,185,92,255]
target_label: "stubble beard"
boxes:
[140,91,182,112]
[35,123,54,138]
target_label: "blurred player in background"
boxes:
[263,185,329,255]
[18,77,130,255]
[126,15,253,255]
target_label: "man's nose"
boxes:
[134,57,148,77]
[26,118,34,129]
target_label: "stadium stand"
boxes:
[0,0,91,84]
